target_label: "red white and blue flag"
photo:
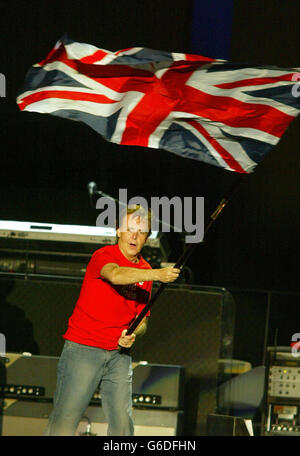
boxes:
[17,36,300,173]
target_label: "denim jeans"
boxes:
[44,340,134,436]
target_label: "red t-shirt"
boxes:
[63,244,152,350]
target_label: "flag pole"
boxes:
[119,175,246,352]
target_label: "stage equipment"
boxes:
[0,353,184,436]
[217,365,265,419]
[206,414,253,436]
[261,347,300,435]
[0,275,235,435]
[0,220,169,273]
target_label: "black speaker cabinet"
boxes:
[0,276,235,435]
[131,283,235,435]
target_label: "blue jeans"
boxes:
[44,340,134,436]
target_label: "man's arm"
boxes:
[133,316,148,336]
[101,263,180,285]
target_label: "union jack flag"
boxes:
[17,36,300,173]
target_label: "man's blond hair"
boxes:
[117,204,152,237]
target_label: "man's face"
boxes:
[117,213,149,261]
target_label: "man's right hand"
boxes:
[157,266,181,283]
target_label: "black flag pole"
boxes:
[119,174,246,352]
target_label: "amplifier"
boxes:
[269,365,300,399]
[0,353,184,436]
[261,347,300,436]
[0,353,184,410]
[1,406,183,436]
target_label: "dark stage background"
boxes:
[0,0,299,369]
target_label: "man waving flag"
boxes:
[17,36,300,174]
